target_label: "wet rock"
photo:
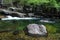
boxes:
[25,24,48,37]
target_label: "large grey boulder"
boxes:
[26,24,48,36]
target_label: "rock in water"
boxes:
[26,24,48,37]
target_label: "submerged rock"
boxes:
[26,24,48,37]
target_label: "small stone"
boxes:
[13,30,19,35]
[16,38,25,40]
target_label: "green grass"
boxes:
[0,20,60,40]
[0,20,60,34]
[44,24,56,33]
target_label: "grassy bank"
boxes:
[0,20,60,40]
[0,20,60,33]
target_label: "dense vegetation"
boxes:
[0,20,60,40]
[13,0,60,9]
[0,0,60,40]
[0,0,60,18]
[2,0,60,9]
[16,0,60,18]
[0,20,60,33]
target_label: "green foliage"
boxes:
[0,20,17,31]
[0,20,60,34]
[3,0,12,4]
[45,23,57,33]
[18,0,60,9]
[27,0,49,5]
[2,0,60,9]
